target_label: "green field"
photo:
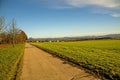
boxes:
[32,40,120,80]
[0,44,25,80]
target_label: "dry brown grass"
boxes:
[0,44,11,48]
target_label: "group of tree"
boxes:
[0,16,27,46]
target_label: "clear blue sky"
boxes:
[1,0,120,38]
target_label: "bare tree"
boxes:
[9,19,19,46]
[0,16,7,43]
[0,17,27,45]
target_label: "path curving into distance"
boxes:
[20,43,101,80]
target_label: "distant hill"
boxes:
[27,34,120,42]
[102,34,120,38]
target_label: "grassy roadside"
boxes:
[0,44,25,80]
[31,40,120,80]
[13,45,24,80]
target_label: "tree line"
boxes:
[0,16,27,46]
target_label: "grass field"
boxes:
[0,44,25,80]
[32,40,120,80]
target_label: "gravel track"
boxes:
[20,43,100,80]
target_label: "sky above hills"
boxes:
[0,0,120,38]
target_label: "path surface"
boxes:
[20,43,100,80]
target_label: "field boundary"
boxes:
[31,40,120,80]
[13,47,25,80]
[31,44,103,80]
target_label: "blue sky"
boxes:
[1,0,120,38]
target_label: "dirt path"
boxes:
[20,43,100,80]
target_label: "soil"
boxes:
[0,44,11,48]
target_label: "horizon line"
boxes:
[29,33,120,39]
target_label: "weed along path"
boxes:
[20,43,100,80]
